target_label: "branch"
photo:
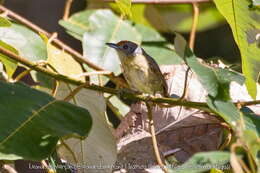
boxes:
[0,45,213,111]
[0,5,127,88]
[104,0,211,4]
[189,2,199,49]
[63,0,74,20]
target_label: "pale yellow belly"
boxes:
[121,56,162,95]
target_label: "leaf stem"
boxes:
[146,102,168,173]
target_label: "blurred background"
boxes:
[3,0,240,63]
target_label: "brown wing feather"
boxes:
[143,49,169,97]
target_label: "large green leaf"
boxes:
[169,151,230,173]
[184,49,259,134]
[41,34,84,81]
[0,81,92,160]
[0,40,18,78]
[135,24,182,65]
[185,49,244,98]
[59,10,93,40]
[0,23,47,61]
[214,0,260,99]
[56,83,117,173]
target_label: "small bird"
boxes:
[106,41,169,97]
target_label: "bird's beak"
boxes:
[106,43,119,49]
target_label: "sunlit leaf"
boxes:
[0,23,47,61]
[43,37,84,81]
[115,0,132,18]
[0,16,11,27]
[214,0,260,99]
[0,40,18,78]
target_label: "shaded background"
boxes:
[4,0,240,63]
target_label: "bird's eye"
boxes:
[123,45,128,49]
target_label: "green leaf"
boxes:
[214,0,260,99]
[135,23,165,42]
[142,44,182,65]
[82,10,141,83]
[134,24,183,64]
[240,107,260,136]
[184,49,256,132]
[0,16,11,27]
[115,0,132,18]
[145,4,225,33]
[0,81,92,160]
[185,51,220,98]
[174,32,188,58]
[59,10,93,40]
[41,34,84,81]
[210,168,223,173]
[131,4,152,27]
[109,95,130,117]
[185,49,244,98]
[0,23,47,61]
[207,97,260,134]
[242,129,260,169]
[56,83,117,173]
[169,151,230,173]
[0,40,18,78]
[207,98,241,128]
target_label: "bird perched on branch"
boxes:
[106,41,169,97]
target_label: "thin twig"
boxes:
[1,165,17,173]
[59,139,78,163]
[146,102,168,173]
[236,100,260,107]
[189,2,199,50]
[64,83,89,102]
[104,0,211,4]
[63,0,74,20]
[0,5,127,88]
[75,71,112,78]
[52,81,59,97]
[218,122,232,150]
[13,69,32,82]
[179,67,191,100]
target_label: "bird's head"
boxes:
[106,41,142,58]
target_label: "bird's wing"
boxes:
[143,50,169,97]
